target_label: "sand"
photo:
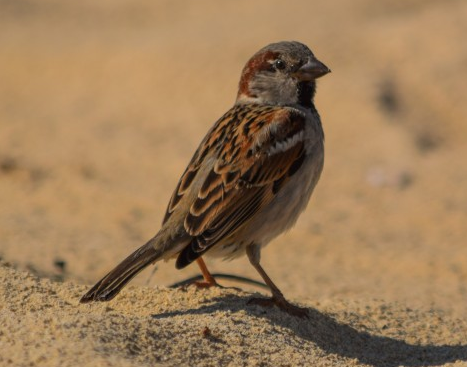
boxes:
[1,0,467,366]
[1,262,467,367]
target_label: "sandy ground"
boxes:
[1,0,467,366]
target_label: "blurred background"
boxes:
[1,0,466,316]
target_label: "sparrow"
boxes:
[80,41,330,317]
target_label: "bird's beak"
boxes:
[293,58,331,81]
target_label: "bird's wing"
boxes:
[165,105,310,268]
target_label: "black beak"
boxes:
[293,58,331,81]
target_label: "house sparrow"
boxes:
[80,41,330,317]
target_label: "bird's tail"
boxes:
[80,236,163,303]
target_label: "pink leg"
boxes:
[246,244,308,318]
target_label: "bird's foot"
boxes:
[248,296,309,318]
[178,275,222,290]
[191,279,221,289]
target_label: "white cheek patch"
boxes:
[267,130,304,156]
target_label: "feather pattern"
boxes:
[80,41,329,313]
[165,104,309,268]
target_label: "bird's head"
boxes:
[236,41,330,108]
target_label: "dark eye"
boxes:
[274,59,286,70]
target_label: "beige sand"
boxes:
[2,262,467,367]
[1,0,467,365]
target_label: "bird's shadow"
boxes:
[152,292,466,367]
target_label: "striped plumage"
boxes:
[81,41,330,317]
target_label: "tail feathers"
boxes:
[80,237,161,303]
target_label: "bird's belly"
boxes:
[206,147,324,260]
[250,150,323,244]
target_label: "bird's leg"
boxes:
[246,244,308,318]
[192,257,219,288]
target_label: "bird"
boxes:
[80,41,330,317]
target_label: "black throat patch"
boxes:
[297,81,316,108]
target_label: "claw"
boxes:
[248,296,309,318]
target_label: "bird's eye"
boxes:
[274,59,286,70]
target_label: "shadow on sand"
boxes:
[152,293,466,367]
